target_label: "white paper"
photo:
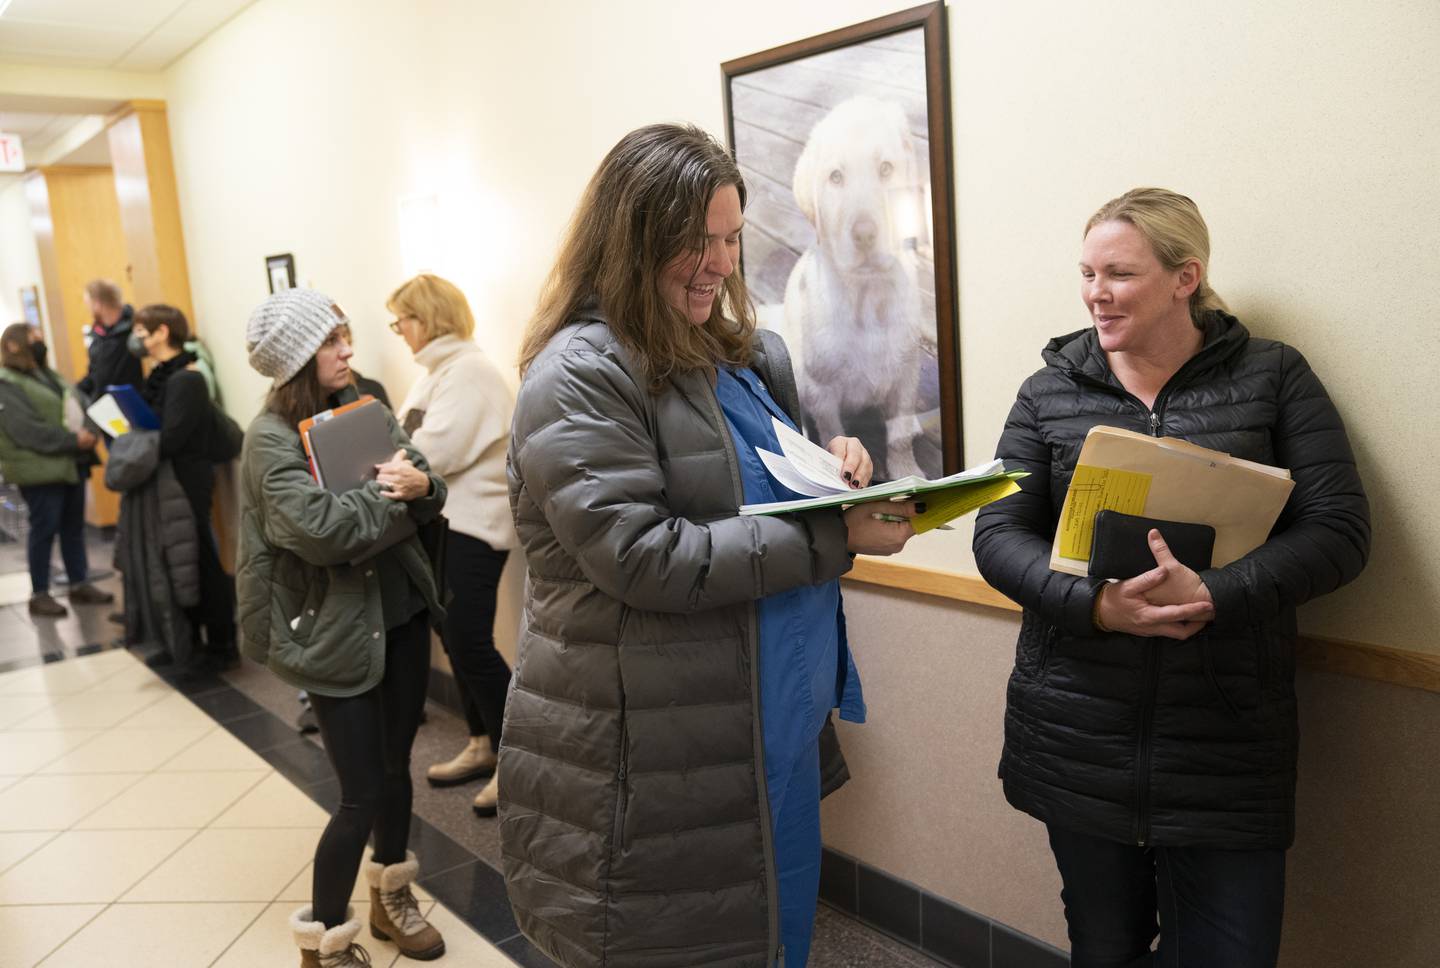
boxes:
[770,418,849,492]
[85,394,130,437]
[758,448,839,497]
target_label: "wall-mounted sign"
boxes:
[0,132,24,173]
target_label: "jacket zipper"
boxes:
[1134,642,1160,846]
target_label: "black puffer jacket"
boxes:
[973,312,1369,850]
[76,304,143,401]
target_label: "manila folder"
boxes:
[1049,426,1295,577]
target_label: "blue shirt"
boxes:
[713,367,866,816]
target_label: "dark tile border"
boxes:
[439,667,1075,968]
[153,670,548,966]
[5,645,1067,968]
[819,847,1069,968]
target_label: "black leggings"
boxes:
[441,531,511,752]
[308,613,431,927]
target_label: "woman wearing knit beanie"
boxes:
[235,288,450,967]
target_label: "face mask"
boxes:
[31,341,47,368]
[126,332,149,359]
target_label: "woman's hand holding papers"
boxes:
[825,436,873,488]
[843,500,920,555]
[1095,530,1215,639]
[375,449,430,501]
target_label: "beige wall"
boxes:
[76,1,1438,963]
[0,181,43,331]
[157,0,1439,658]
[832,583,1440,966]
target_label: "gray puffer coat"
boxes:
[501,314,853,968]
[107,429,200,662]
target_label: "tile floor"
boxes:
[0,526,945,968]
[0,647,514,967]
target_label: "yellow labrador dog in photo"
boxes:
[784,95,927,479]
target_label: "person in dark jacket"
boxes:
[503,124,918,968]
[972,188,1371,968]
[76,279,143,401]
[238,288,449,967]
[0,323,112,617]
[131,304,242,670]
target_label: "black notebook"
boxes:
[1088,510,1216,579]
[303,398,416,564]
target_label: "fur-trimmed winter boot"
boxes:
[364,850,445,960]
[290,906,370,967]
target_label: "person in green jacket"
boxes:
[235,290,449,968]
[0,323,114,618]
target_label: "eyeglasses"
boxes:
[388,316,414,335]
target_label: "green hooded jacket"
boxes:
[0,366,83,486]
[235,392,447,697]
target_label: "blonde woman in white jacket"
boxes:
[388,274,518,816]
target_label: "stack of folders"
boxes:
[738,416,1027,532]
[1049,425,1295,578]
[300,395,416,561]
[85,384,159,437]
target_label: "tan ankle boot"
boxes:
[472,771,499,817]
[364,850,445,960]
[291,906,370,967]
[425,736,495,787]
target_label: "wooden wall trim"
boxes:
[842,557,1440,695]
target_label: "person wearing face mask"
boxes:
[502,124,920,968]
[75,279,142,403]
[973,189,1371,968]
[132,304,243,671]
[0,323,112,617]
[237,289,450,967]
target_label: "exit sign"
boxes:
[0,132,24,173]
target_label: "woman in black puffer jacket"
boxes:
[973,188,1369,968]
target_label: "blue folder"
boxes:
[104,384,160,431]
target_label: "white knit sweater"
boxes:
[397,335,517,550]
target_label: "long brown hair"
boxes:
[266,356,331,427]
[519,123,756,390]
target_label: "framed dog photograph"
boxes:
[722,2,957,478]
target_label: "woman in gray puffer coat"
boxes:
[502,124,918,968]
[973,188,1370,968]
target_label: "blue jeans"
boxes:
[19,482,88,595]
[1047,824,1285,968]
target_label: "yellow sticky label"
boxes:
[1057,465,1151,560]
[911,477,1023,534]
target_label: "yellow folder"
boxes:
[1049,426,1294,577]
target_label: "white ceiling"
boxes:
[0,0,257,71]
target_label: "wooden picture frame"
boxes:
[722,2,958,477]
[266,252,296,293]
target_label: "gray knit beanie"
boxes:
[246,288,349,386]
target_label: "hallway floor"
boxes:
[0,527,944,968]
